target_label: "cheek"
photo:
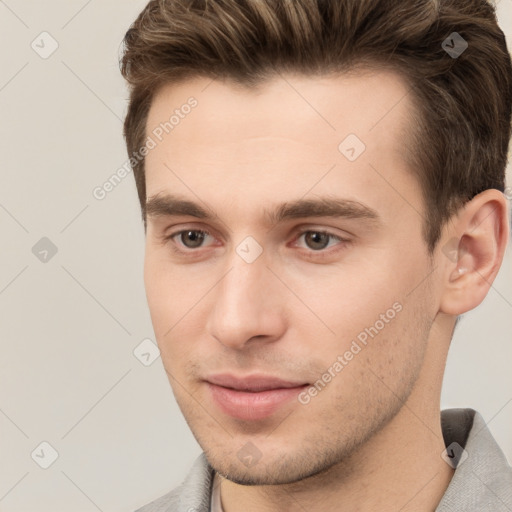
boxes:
[144,252,169,328]
[143,246,190,319]
[288,259,406,338]
[315,297,431,430]
[289,247,432,373]
[144,250,183,351]
[143,248,210,372]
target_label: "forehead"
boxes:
[144,69,422,225]
[147,68,414,144]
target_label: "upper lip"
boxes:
[206,374,308,392]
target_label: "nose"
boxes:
[206,249,287,350]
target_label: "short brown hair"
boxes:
[120,0,512,251]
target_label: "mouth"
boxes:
[205,373,310,421]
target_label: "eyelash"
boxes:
[164,228,351,258]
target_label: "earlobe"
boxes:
[438,190,509,316]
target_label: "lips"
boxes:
[205,373,309,421]
[206,373,307,392]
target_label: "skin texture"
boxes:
[143,70,509,512]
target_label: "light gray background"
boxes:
[0,1,511,511]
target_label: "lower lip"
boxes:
[207,382,308,421]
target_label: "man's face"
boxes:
[143,70,441,484]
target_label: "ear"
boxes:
[438,189,509,316]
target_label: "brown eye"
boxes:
[304,231,331,250]
[299,231,340,251]
[178,230,207,248]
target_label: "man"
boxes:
[120,0,512,510]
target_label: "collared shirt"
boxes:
[134,408,512,512]
[210,472,223,512]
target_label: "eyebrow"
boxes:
[145,193,380,227]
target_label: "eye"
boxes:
[163,227,350,257]
[295,230,347,251]
[168,229,214,250]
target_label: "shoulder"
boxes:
[437,408,512,511]
[134,453,215,512]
